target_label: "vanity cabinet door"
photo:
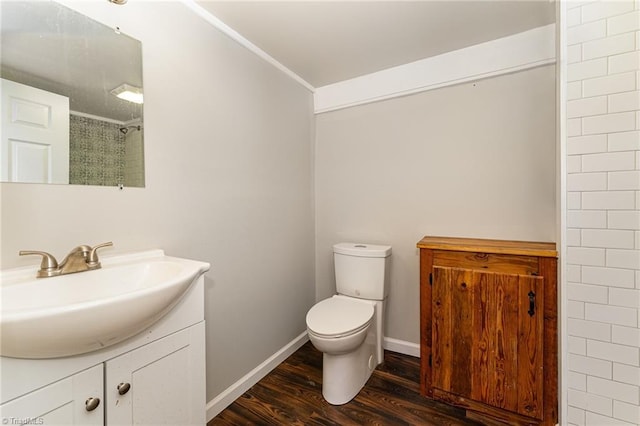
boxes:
[0,364,103,425]
[105,322,205,426]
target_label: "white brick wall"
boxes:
[565,1,640,424]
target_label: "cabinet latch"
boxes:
[429,354,432,367]
[429,273,433,285]
[528,291,536,317]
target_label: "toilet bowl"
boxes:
[306,242,391,405]
[306,295,381,405]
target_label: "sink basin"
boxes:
[0,250,209,359]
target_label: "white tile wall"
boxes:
[569,318,613,341]
[570,353,614,379]
[608,131,640,151]
[585,303,638,327]
[587,339,639,365]
[569,300,587,319]
[568,210,608,228]
[609,288,640,308]
[613,400,640,424]
[565,1,640,424]
[582,191,636,209]
[568,58,608,81]
[582,73,636,98]
[568,228,583,245]
[569,389,614,417]
[568,134,608,154]
[569,192,583,209]
[568,282,609,303]
[608,210,640,230]
[568,20,607,45]
[568,264,583,282]
[606,248,640,269]
[567,172,608,190]
[607,10,640,35]
[582,152,636,171]
[568,406,586,425]
[613,365,640,390]
[582,111,636,134]
[609,91,640,113]
[609,51,640,74]
[586,411,635,426]
[586,376,639,405]
[582,229,636,248]
[609,170,640,190]
[581,1,635,23]
[569,370,588,392]
[569,80,583,98]
[582,265,636,288]
[568,246,607,265]
[612,325,640,347]
[568,96,608,118]
[570,335,588,355]
[582,33,635,60]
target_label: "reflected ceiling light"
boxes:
[111,84,143,104]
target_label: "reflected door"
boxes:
[1,78,69,183]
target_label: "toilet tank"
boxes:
[333,243,391,300]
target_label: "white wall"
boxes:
[315,65,557,343]
[0,1,315,404]
[563,1,640,424]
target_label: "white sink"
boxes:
[0,250,209,359]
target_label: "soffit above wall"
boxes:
[196,1,556,88]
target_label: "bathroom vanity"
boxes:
[417,236,557,426]
[0,251,208,426]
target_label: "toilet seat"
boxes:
[306,297,374,339]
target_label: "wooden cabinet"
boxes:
[417,236,557,426]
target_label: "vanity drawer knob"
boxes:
[85,397,100,411]
[117,382,131,395]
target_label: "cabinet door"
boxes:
[0,364,103,426]
[105,322,205,426]
[431,266,544,420]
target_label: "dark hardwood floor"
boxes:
[209,342,483,425]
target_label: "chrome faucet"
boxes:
[19,242,113,278]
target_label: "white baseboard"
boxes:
[383,336,420,358]
[206,331,309,422]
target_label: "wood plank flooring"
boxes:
[209,342,483,425]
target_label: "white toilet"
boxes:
[306,242,391,405]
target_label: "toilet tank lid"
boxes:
[333,243,391,258]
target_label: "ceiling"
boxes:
[1,1,143,122]
[197,1,556,88]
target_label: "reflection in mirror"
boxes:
[1,1,144,187]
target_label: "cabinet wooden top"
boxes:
[417,236,557,258]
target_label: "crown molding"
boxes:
[314,24,556,114]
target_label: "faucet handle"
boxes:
[74,245,92,257]
[87,242,113,268]
[19,250,59,277]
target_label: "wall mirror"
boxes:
[1,0,145,187]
